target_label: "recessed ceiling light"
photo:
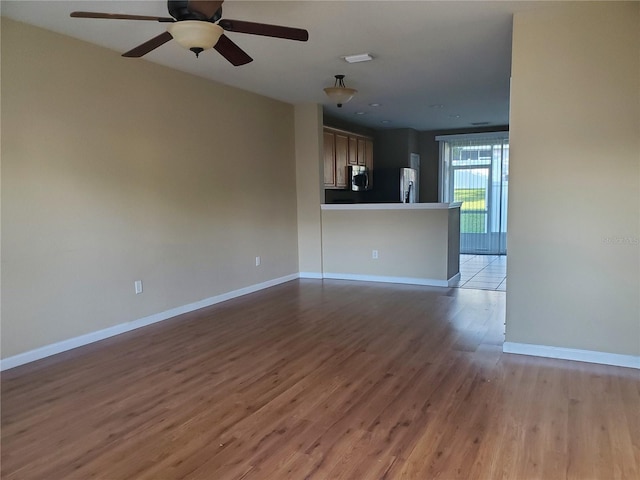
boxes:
[381,120,391,124]
[429,104,445,109]
[448,114,461,119]
[354,111,367,115]
[369,103,381,107]
[343,53,373,64]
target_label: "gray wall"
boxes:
[368,129,419,202]
[373,128,419,169]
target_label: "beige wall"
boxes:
[1,19,299,358]
[294,104,323,275]
[321,206,457,282]
[507,3,640,355]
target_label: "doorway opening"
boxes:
[438,132,509,290]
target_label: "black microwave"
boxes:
[349,165,371,191]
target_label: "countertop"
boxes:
[321,202,462,210]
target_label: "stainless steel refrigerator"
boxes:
[374,167,418,203]
[400,167,418,203]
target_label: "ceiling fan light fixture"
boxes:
[324,75,357,108]
[167,21,224,57]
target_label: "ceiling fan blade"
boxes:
[122,31,174,58]
[214,34,253,66]
[218,19,309,42]
[186,1,224,19]
[71,11,174,22]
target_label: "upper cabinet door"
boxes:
[357,138,366,166]
[348,136,358,165]
[334,133,349,189]
[365,138,374,187]
[323,131,336,187]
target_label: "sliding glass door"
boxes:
[438,133,509,255]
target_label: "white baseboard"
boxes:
[322,272,450,288]
[447,272,461,287]
[503,342,640,370]
[14,275,634,372]
[298,272,323,279]
[0,273,298,372]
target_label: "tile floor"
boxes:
[453,254,507,291]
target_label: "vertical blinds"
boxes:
[437,132,509,255]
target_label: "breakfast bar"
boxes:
[320,202,462,287]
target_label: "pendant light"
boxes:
[324,75,357,107]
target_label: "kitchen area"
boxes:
[320,120,462,287]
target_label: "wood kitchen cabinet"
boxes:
[348,137,358,166]
[323,127,374,189]
[364,138,374,187]
[323,131,336,187]
[357,138,366,166]
[334,133,349,189]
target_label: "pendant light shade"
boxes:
[167,21,224,57]
[324,75,357,107]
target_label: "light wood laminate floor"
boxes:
[2,279,639,479]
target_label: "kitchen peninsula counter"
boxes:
[321,202,462,210]
[320,202,461,286]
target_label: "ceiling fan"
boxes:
[70,0,309,66]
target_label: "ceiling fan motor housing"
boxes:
[168,1,222,22]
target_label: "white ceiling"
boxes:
[1,1,541,131]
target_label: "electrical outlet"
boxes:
[372,250,379,259]
[134,280,143,295]
[255,256,261,267]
